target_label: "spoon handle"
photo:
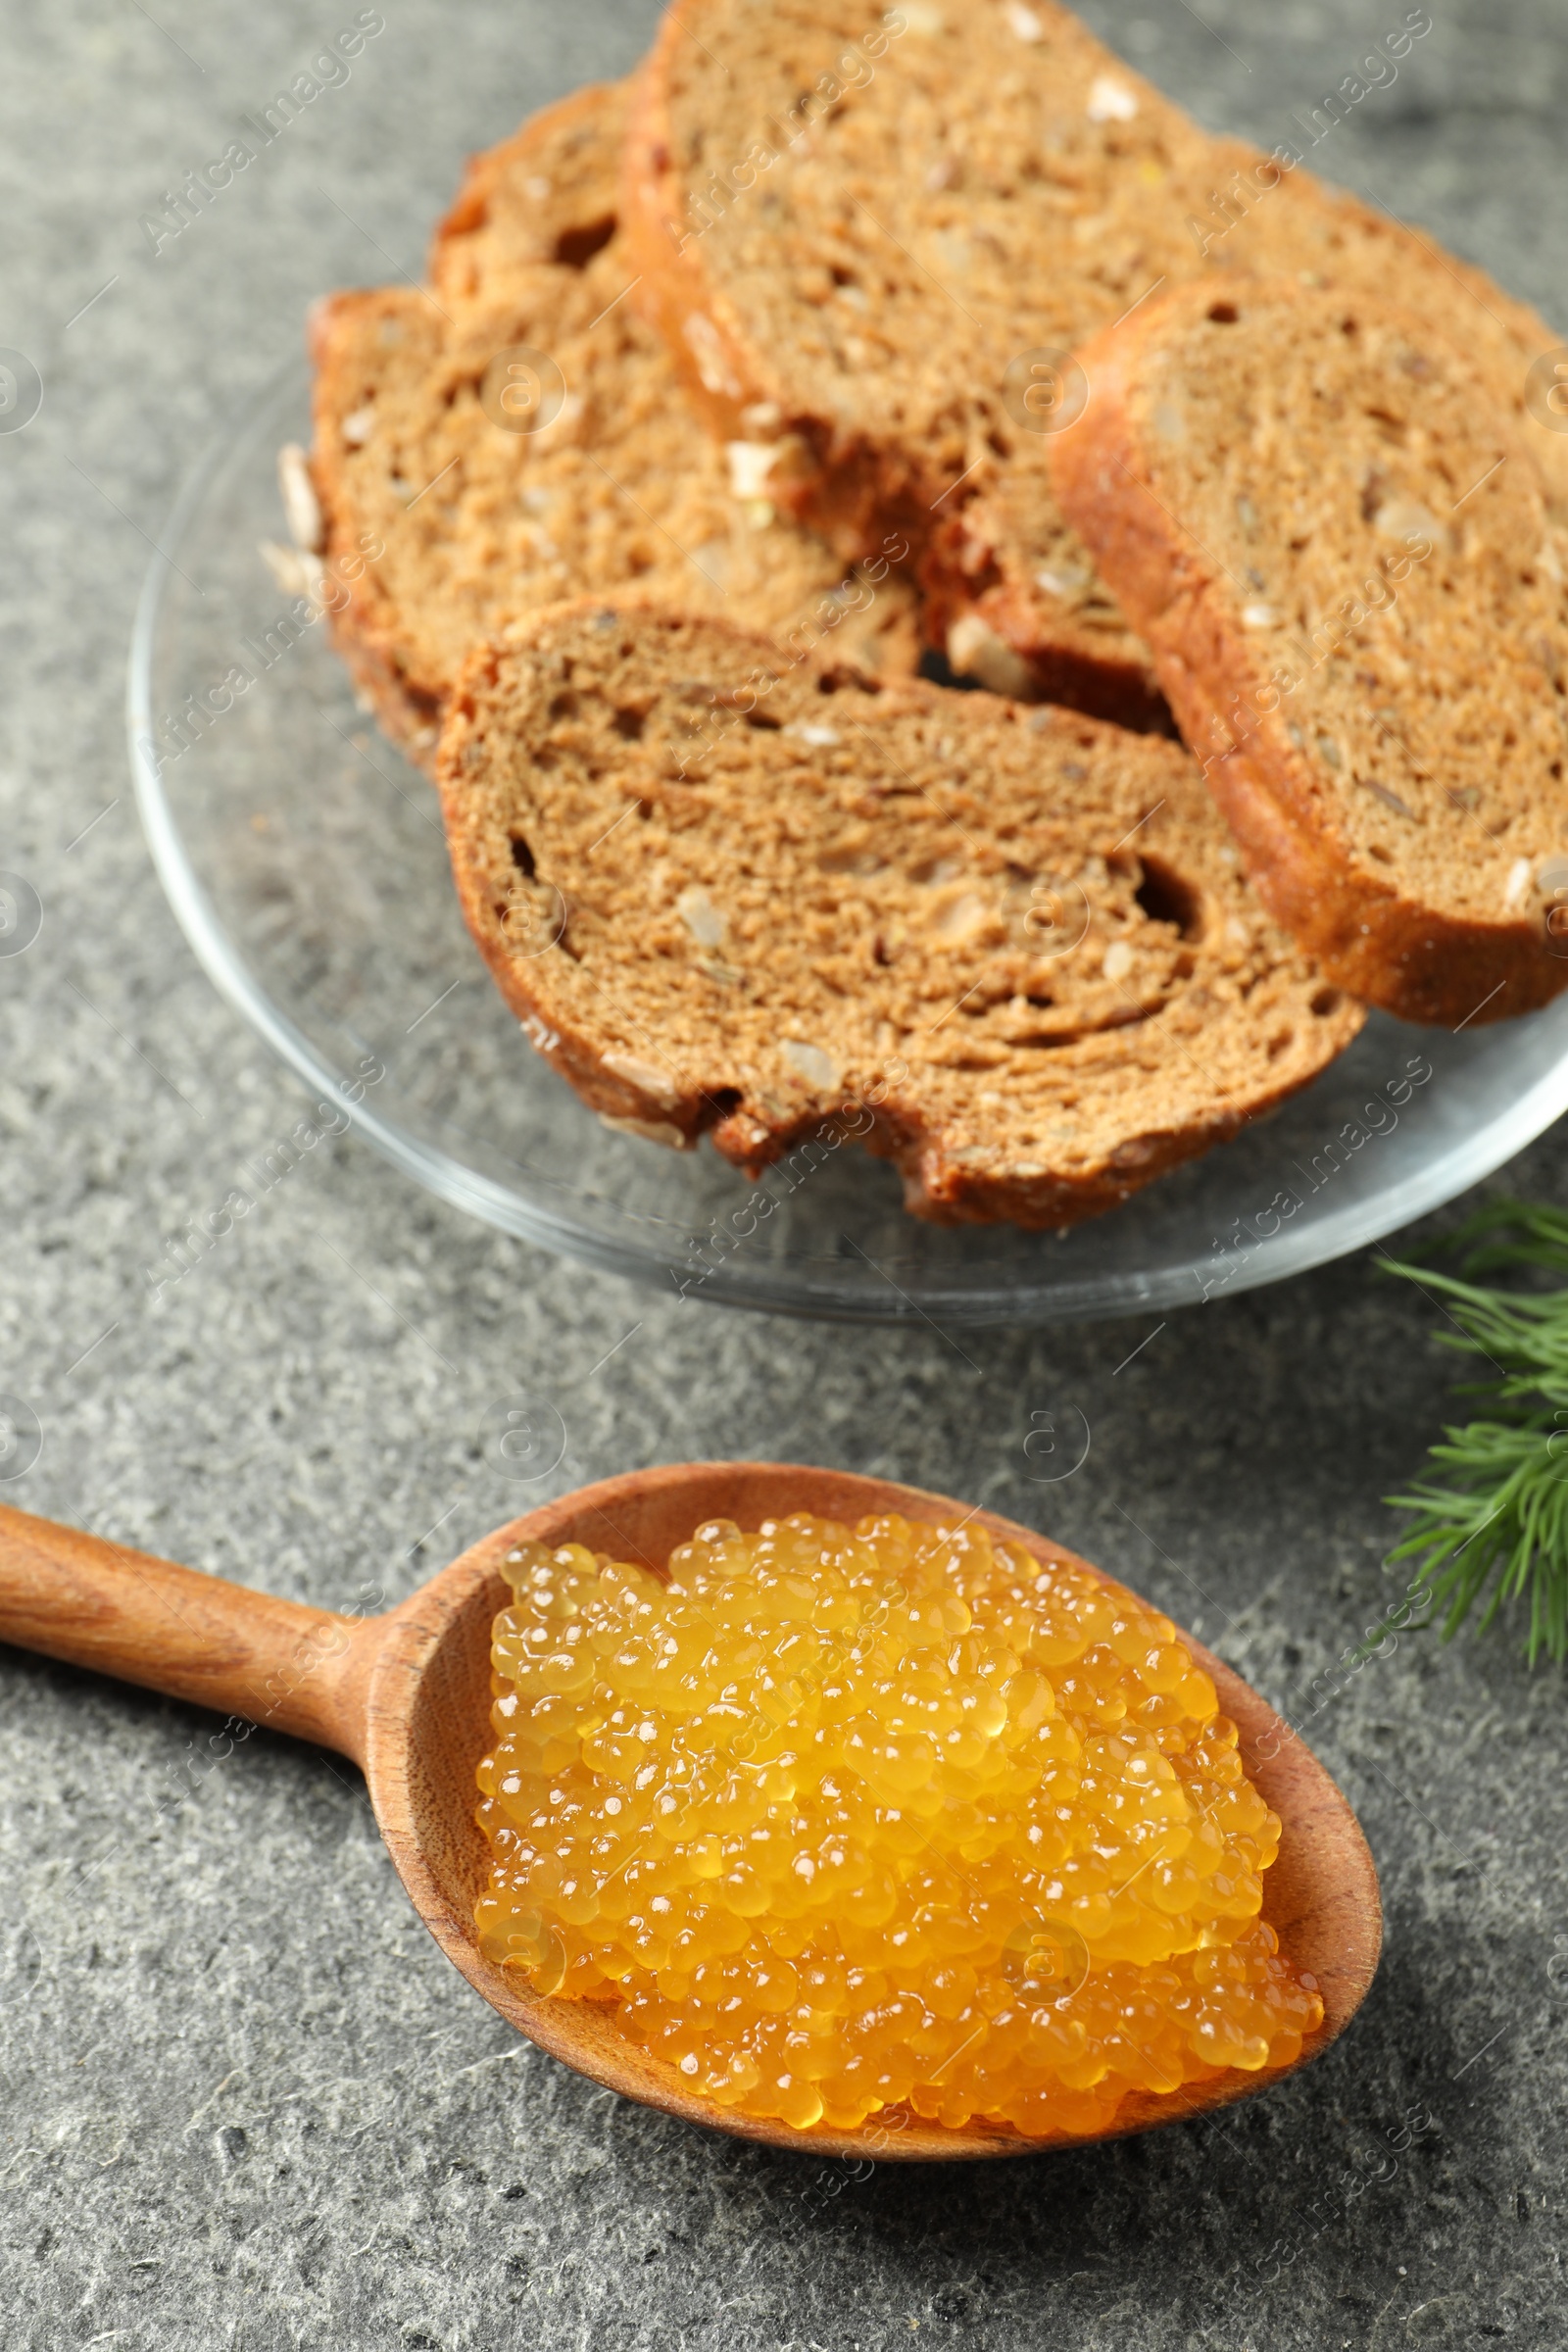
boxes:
[0,1502,375,1756]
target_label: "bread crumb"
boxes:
[341,406,374,447]
[1006,3,1044,40]
[1102,940,1134,981]
[1504,858,1533,908]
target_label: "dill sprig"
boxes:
[1380,1199,1568,1665]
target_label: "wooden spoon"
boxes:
[0,1462,1380,2160]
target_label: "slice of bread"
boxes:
[427,79,623,305]
[624,0,1568,722]
[434,599,1363,1228]
[308,81,919,766]
[1052,279,1568,1027]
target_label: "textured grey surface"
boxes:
[2,2,1567,2346]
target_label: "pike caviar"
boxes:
[474,1514,1322,2137]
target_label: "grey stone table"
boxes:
[1,3,1565,2345]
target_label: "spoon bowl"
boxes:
[0,1463,1380,2160]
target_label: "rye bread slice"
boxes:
[624,0,1568,723]
[308,81,919,767]
[434,599,1363,1228]
[1052,278,1568,1028]
[427,78,623,304]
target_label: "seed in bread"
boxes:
[624,0,1568,721]
[308,81,919,766]
[1052,278,1568,1027]
[435,599,1363,1228]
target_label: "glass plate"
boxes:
[127,357,1568,1327]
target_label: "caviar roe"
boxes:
[473,1514,1322,2137]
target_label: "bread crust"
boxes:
[1052,280,1568,1027]
[435,597,1362,1229]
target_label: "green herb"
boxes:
[1380,1199,1568,1665]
